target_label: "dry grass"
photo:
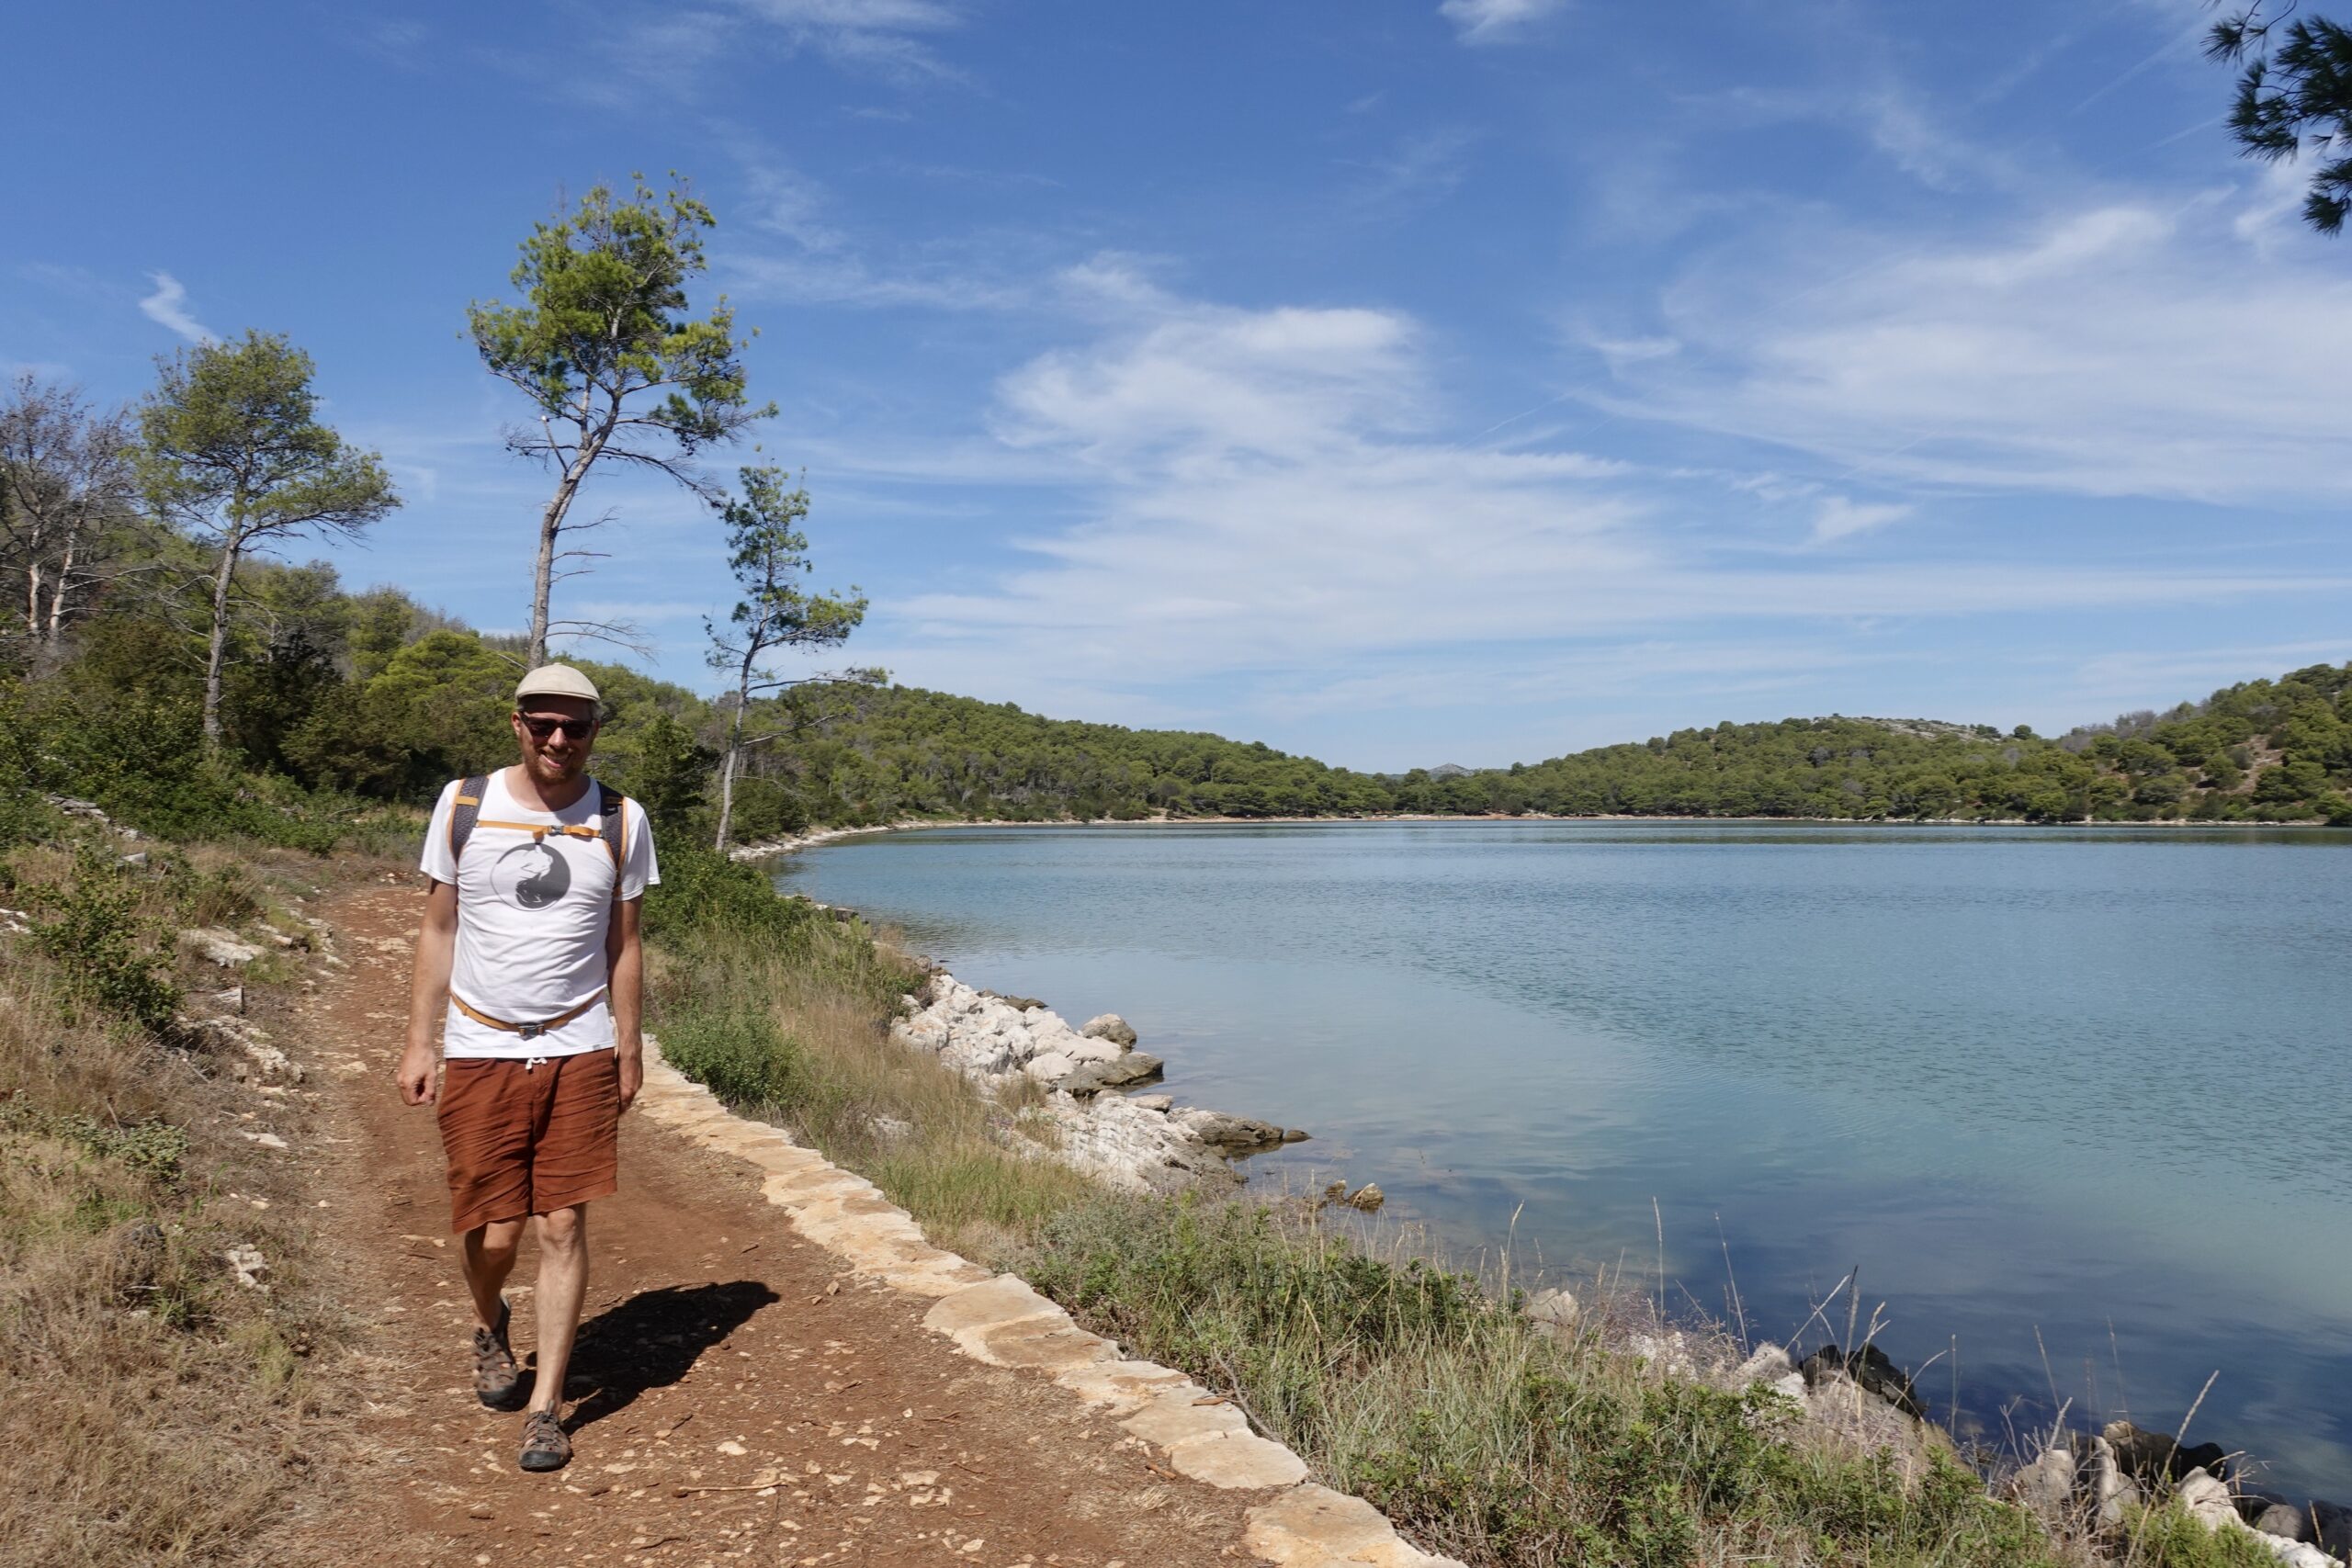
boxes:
[0,834,384,1568]
[648,924,1099,1260]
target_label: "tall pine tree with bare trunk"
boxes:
[470,176,771,667]
[705,466,869,852]
[139,332,396,749]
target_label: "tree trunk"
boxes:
[44,525,76,642]
[526,434,605,669]
[714,674,752,852]
[25,559,41,639]
[202,536,240,749]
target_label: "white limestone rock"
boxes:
[1025,1051,1077,1084]
[1727,1342,1792,1390]
[1081,1013,1139,1048]
[178,927,262,967]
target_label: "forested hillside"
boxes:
[7,545,2352,842]
[764,664,2352,827]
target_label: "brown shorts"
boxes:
[436,1051,619,1234]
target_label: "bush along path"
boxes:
[271,882,1448,1568]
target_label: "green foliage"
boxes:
[468,177,765,449]
[2129,1501,2291,1568]
[1014,1196,2063,1568]
[641,842,819,944]
[0,1099,188,1185]
[724,773,808,840]
[652,1002,799,1111]
[284,629,513,795]
[28,847,180,1032]
[707,465,867,681]
[1,680,345,850]
[137,330,397,741]
[469,175,775,663]
[2210,6,2352,232]
[610,709,716,840]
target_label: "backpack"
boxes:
[447,773,628,896]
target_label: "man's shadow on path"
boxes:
[529,1280,780,1433]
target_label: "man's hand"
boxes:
[616,1045,643,1112]
[396,1041,439,1106]
[404,879,458,1108]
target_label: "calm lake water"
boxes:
[774,821,2352,1495]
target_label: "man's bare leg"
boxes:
[527,1203,590,1416]
[460,1217,526,1330]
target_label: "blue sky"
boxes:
[7,0,2350,770]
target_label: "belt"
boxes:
[450,989,605,1041]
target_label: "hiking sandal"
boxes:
[472,1300,523,1410]
[518,1409,572,1472]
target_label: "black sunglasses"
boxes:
[516,713,598,741]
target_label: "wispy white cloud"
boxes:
[1597,195,2352,505]
[1439,0,1567,45]
[717,141,1035,310]
[1340,128,1480,217]
[1811,496,1913,544]
[727,0,965,77]
[829,263,2339,732]
[138,272,214,343]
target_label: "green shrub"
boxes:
[28,848,180,1032]
[0,1100,189,1185]
[2128,1503,2286,1568]
[0,681,349,852]
[725,773,809,840]
[656,1002,800,1110]
[643,843,819,944]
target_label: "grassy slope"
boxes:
[0,831,404,1566]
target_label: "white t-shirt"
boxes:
[420,771,659,1060]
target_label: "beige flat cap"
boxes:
[514,663,601,704]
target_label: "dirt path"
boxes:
[266,886,1272,1567]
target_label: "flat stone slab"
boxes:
[1057,1358,1196,1416]
[975,1314,1118,1374]
[1245,1484,1465,1565]
[922,1274,1066,1346]
[1123,1387,1251,1448]
[1165,1429,1310,1491]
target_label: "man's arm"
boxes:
[397,879,458,1106]
[607,896,644,1111]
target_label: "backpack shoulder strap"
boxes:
[596,782,628,893]
[447,774,490,872]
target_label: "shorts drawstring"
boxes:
[524,1055,549,1072]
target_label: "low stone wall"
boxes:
[635,1037,1459,1568]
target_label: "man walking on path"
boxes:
[397,663,659,1472]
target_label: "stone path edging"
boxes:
[637,1040,1462,1568]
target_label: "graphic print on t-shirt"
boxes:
[421,773,660,1060]
[492,839,573,909]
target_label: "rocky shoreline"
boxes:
[728,813,2344,862]
[887,971,1313,1192]
[1525,1307,2352,1564]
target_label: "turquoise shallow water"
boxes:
[774,821,2352,1495]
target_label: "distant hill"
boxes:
[55,561,2341,833]
[735,661,2352,829]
